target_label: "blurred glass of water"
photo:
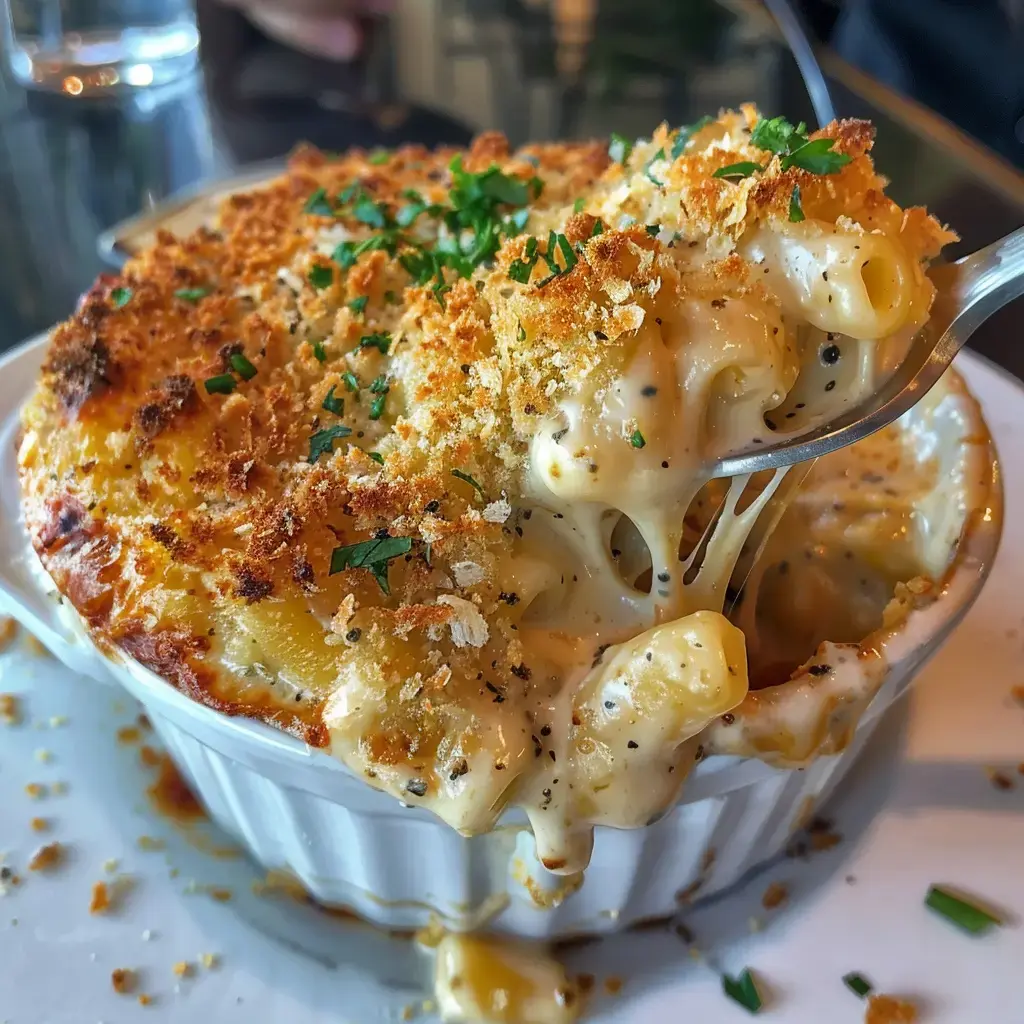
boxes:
[3,0,199,93]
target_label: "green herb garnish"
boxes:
[308,265,334,291]
[712,161,764,181]
[451,468,485,500]
[368,149,390,165]
[722,969,763,1014]
[174,286,213,303]
[608,132,633,164]
[517,320,526,343]
[536,231,577,286]
[671,115,713,159]
[925,885,1002,935]
[369,375,390,420]
[311,340,327,363]
[227,353,256,381]
[355,332,391,355]
[303,187,334,216]
[308,423,353,463]
[645,224,661,237]
[842,973,872,999]
[508,236,539,284]
[573,197,585,213]
[367,451,384,465]
[341,371,360,392]
[329,535,412,595]
[750,115,852,175]
[322,385,345,416]
[110,286,133,308]
[384,289,399,305]
[630,429,646,449]
[204,373,236,396]
[348,295,368,316]
[591,218,605,236]
[788,184,805,223]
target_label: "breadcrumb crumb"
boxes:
[111,968,136,994]
[0,694,20,726]
[28,841,64,872]
[865,994,918,1023]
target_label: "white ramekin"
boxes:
[0,334,1002,940]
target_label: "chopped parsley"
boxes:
[712,161,764,180]
[591,218,605,236]
[368,149,390,165]
[311,340,327,363]
[303,187,334,216]
[508,236,539,283]
[204,374,236,396]
[366,451,384,465]
[925,885,1002,935]
[110,286,133,308]
[321,385,344,415]
[341,371,360,392]
[645,224,661,237]
[536,231,577,286]
[307,264,334,290]
[229,353,257,381]
[355,332,391,355]
[788,184,805,223]
[348,295,368,315]
[451,468,485,499]
[352,194,388,229]
[608,132,633,164]
[174,286,213,303]
[368,375,390,420]
[722,969,763,1014]
[308,423,353,463]
[671,115,713,159]
[750,115,852,174]
[630,429,646,449]
[572,197,585,213]
[517,320,526,343]
[842,973,872,999]
[329,535,412,595]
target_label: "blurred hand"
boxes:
[216,0,392,60]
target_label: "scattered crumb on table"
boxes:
[200,953,220,969]
[0,693,20,726]
[30,817,48,833]
[172,961,193,978]
[28,842,64,872]
[24,783,46,800]
[865,994,918,1023]
[986,767,1014,790]
[761,881,788,910]
[137,836,166,852]
[117,725,142,744]
[111,968,136,994]
[50,781,67,796]
[603,976,624,995]
[0,618,17,652]
[90,882,111,914]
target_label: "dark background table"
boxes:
[0,0,1021,375]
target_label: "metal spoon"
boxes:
[713,224,1024,479]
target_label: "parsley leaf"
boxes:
[788,184,805,223]
[573,197,585,214]
[671,115,713,159]
[712,161,764,180]
[204,374,236,395]
[451,468,485,499]
[348,295,368,316]
[352,196,388,229]
[355,332,391,355]
[322,385,344,415]
[110,286,132,308]
[368,149,390,165]
[329,535,412,595]
[303,187,334,216]
[308,423,353,463]
[591,218,605,236]
[630,428,646,449]
[229,353,257,380]
[369,375,390,420]
[307,265,334,290]
[174,286,213,303]
[311,340,327,363]
[608,132,633,164]
[508,236,539,284]
[367,451,385,465]
[750,115,805,154]
[781,137,852,175]
[341,371,360,392]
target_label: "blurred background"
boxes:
[0,0,1021,369]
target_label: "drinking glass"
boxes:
[2,0,199,94]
